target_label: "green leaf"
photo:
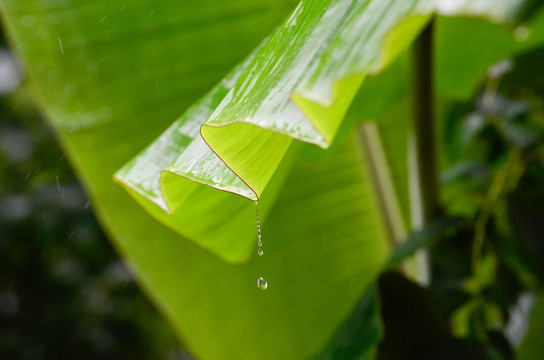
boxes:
[114,0,540,262]
[1,3,392,358]
[113,0,429,261]
[113,44,296,262]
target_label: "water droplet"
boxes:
[255,201,262,248]
[514,26,530,42]
[257,277,268,290]
[254,202,267,288]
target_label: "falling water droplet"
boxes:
[255,201,262,248]
[254,201,268,290]
[257,277,268,290]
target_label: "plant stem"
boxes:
[359,123,407,248]
[413,18,440,223]
[408,18,439,285]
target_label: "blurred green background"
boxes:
[0,29,187,359]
